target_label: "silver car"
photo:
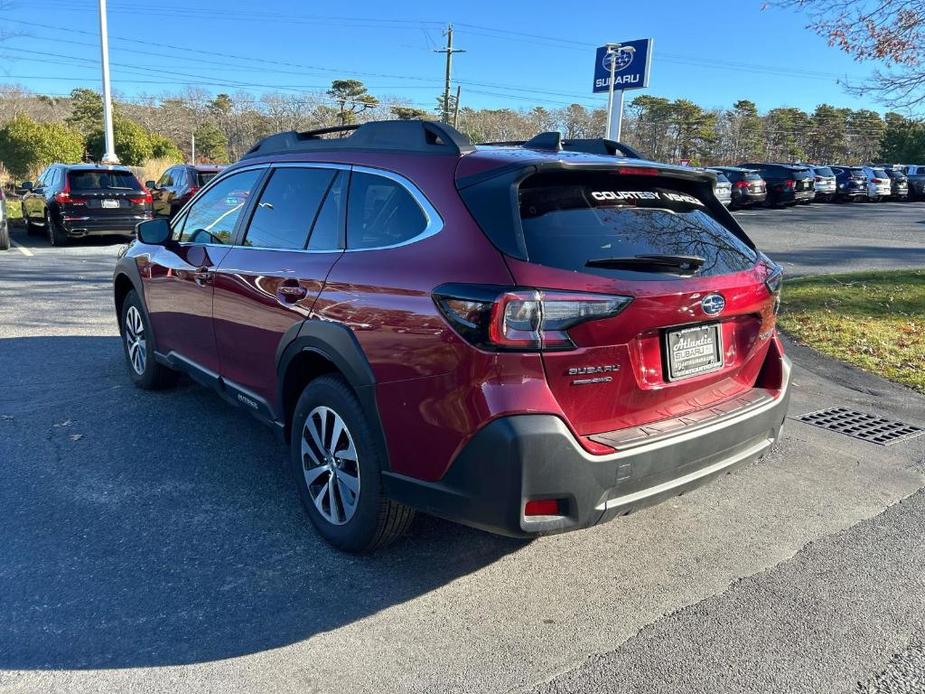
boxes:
[0,188,9,251]
[809,166,837,202]
[707,169,733,207]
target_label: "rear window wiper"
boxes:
[585,254,705,273]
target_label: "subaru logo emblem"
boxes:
[701,294,725,315]
[602,45,636,73]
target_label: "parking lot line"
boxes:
[11,240,34,257]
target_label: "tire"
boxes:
[46,209,68,246]
[0,223,9,251]
[23,205,37,236]
[290,375,414,553]
[120,290,177,390]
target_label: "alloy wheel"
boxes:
[124,305,147,375]
[301,405,360,525]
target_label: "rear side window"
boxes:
[517,172,757,279]
[308,172,345,251]
[242,167,335,250]
[69,170,142,191]
[176,169,261,244]
[197,171,219,186]
[347,172,428,250]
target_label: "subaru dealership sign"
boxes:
[593,39,653,93]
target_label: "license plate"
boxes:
[101,199,120,209]
[665,323,723,381]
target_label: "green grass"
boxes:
[4,198,22,221]
[778,269,925,393]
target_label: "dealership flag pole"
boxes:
[604,44,618,139]
[98,0,119,164]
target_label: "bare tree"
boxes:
[771,0,925,110]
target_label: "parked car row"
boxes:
[14,163,225,245]
[701,161,923,209]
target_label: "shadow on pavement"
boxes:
[768,245,925,273]
[0,335,522,669]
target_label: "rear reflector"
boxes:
[524,499,563,516]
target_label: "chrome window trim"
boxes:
[344,165,444,252]
[171,162,443,254]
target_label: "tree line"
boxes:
[1,81,924,180]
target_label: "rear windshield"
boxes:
[743,171,763,181]
[712,172,730,184]
[813,167,834,177]
[517,173,757,279]
[197,171,219,187]
[872,168,888,177]
[68,170,142,191]
[790,168,812,180]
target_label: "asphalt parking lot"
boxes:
[1,204,924,694]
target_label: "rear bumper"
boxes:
[61,216,148,237]
[384,353,792,538]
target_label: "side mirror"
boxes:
[20,181,33,191]
[136,218,172,245]
[145,180,157,190]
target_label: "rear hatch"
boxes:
[458,166,780,437]
[62,169,150,219]
[791,168,814,193]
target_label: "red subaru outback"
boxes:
[113,121,790,552]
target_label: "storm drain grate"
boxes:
[795,407,925,446]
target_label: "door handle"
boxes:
[193,267,213,286]
[277,282,307,302]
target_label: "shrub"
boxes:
[0,115,85,179]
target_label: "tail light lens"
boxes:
[784,179,795,189]
[763,261,783,315]
[433,284,632,352]
[733,180,749,189]
[54,192,86,206]
[130,191,153,205]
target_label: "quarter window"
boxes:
[243,167,335,250]
[346,172,428,250]
[176,169,261,244]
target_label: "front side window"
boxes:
[176,169,261,244]
[347,172,428,250]
[242,167,335,250]
[157,169,174,188]
[518,172,757,279]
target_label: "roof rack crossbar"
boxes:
[242,120,475,159]
[477,132,642,159]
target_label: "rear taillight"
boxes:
[733,180,749,189]
[763,262,783,315]
[815,176,823,182]
[433,284,632,352]
[130,191,153,205]
[54,192,86,206]
[785,179,795,189]
[524,499,565,517]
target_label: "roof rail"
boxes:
[478,131,642,159]
[242,119,475,159]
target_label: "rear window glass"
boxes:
[68,170,142,191]
[517,173,757,279]
[197,171,219,186]
[744,172,763,181]
[873,168,888,177]
[813,167,834,177]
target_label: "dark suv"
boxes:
[113,121,791,552]
[712,167,767,208]
[738,163,814,207]
[147,164,224,219]
[21,164,152,245]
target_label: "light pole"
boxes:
[98,0,119,164]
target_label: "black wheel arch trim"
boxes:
[276,319,391,469]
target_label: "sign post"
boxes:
[594,38,653,142]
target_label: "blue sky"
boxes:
[1,0,889,114]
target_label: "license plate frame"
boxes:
[664,323,724,381]
[101,199,120,209]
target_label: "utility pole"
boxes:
[98,0,119,164]
[452,84,461,128]
[434,24,464,124]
